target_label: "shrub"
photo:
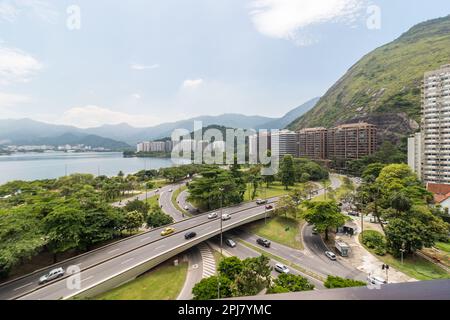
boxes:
[324,276,366,289]
[361,230,387,256]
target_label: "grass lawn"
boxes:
[145,194,159,207]
[244,182,305,201]
[359,233,450,281]
[435,242,450,254]
[95,260,188,300]
[172,186,191,216]
[244,216,304,250]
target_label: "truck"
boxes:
[335,240,351,257]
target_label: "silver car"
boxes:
[325,251,337,260]
[39,267,65,285]
[208,212,218,219]
[274,263,290,274]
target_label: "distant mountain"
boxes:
[288,15,450,143]
[258,97,320,130]
[84,114,278,144]
[0,100,319,148]
[0,120,131,150]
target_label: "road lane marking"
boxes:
[14,282,33,291]
[121,258,134,265]
[81,276,94,283]
[155,245,166,250]
[108,249,120,254]
[140,237,151,243]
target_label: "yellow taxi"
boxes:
[161,227,176,236]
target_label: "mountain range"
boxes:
[0,98,319,148]
[288,15,450,143]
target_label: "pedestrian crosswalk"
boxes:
[198,243,216,278]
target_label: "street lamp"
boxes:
[217,187,224,300]
[400,243,406,265]
[264,185,268,225]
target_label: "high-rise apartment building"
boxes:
[421,64,450,184]
[271,130,297,159]
[297,127,328,160]
[326,123,377,160]
[408,132,423,178]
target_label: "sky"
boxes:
[0,0,450,128]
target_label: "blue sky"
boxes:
[0,0,449,128]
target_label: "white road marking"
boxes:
[155,245,166,250]
[14,282,33,291]
[121,258,134,265]
[81,276,94,283]
[140,237,151,243]
[108,249,120,254]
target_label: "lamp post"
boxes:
[217,187,224,300]
[264,186,268,225]
[400,243,406,265]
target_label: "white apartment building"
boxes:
[137,141,170,153]
[408,132,423,178]
[421,64,450,184]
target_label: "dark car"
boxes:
[265,205,274,210]
[257,238,271,248]
[225,238,236,248]
[184,231,197,240]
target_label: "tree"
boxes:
[324,276,366,289]
[268,274,315,293]
[146,206,174,228]
[275,195,300,219]
[389,192,412,214]
[234,255,272,297]
[44,206,85,262]
[122,210,144,234]
[279,155,295,190]
[218,257,244,281]
[124,199,150,215]
[302,200,348,241]
[192,276,233,300]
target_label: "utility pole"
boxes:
[264,186,268,225]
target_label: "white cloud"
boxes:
[0,0,59,23]
[249,0,366,45]
[0,46,43,84]
[182,78,204,89]
[130,63,160,71]
[0,92,30,107]
[58,105,161,128]
[131,93,141,99]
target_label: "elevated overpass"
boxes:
[0,198,277,300]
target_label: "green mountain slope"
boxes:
[288,15,450,142]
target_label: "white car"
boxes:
[274,264,290,274]
[221,213,231,221]
[168,189,173,192]
[367,275,387,286]
[325,251,337,260]
[39,267,65,285]
[184,205,189,210]
[208,212,218,219]
[256,199,268,205]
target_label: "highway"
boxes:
[0,196,278,300]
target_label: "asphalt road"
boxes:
[208,235,325,289]
[0,197,278,300]
[159,184,188,222]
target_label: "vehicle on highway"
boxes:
[208,212,218,219]
[325,251,337,260]
[367,275,387,286]
[257,238,271,248]
[222,213,231,221]
[274,263,290,274]
[161,227,176,236]
[168,189,173,192]
[38,267,65,285]
[225,238,236,248]
[184,231,197,240]
[256,199,268,205]
[265,204,273,210]
[312,227,319,235]
[348,211,360,217]
[184,205,189,211]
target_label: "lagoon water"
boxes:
[0,152,177,184]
